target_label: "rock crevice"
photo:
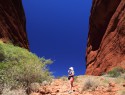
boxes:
[86,0,125,75]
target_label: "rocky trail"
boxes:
[30,75,125,95]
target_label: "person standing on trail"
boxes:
[68,67,74,93]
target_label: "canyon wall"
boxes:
[0,0,29,49]
[86,0,125,75]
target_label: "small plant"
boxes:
[41,80,50,86]
[29,82,41,92]
[107,67,125,78]
[82,77,99,91]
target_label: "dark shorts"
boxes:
[68,76,74,80]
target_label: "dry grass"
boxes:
[81,77,99,91]
[60,76,68,81]
[2,86,27,95]
[29,82,41,92]
[115,77,125,84]
[117,90,125,95]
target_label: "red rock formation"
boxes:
[86,0,125,75]
[0,0,29,49]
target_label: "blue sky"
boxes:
[22,0,92,77]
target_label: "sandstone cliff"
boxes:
[0,0,29,49]
[86,0,125,75]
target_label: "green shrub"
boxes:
[0,42,53,90]
[107,67,125,78]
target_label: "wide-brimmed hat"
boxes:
[69,67,74,70]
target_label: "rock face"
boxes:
[86,0,125,75]
[0,0,29,49]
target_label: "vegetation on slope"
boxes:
[0,42,53,94]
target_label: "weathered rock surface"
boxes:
[86,0,125,75]
[0,0,29,49]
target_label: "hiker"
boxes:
[68,67,74,93]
